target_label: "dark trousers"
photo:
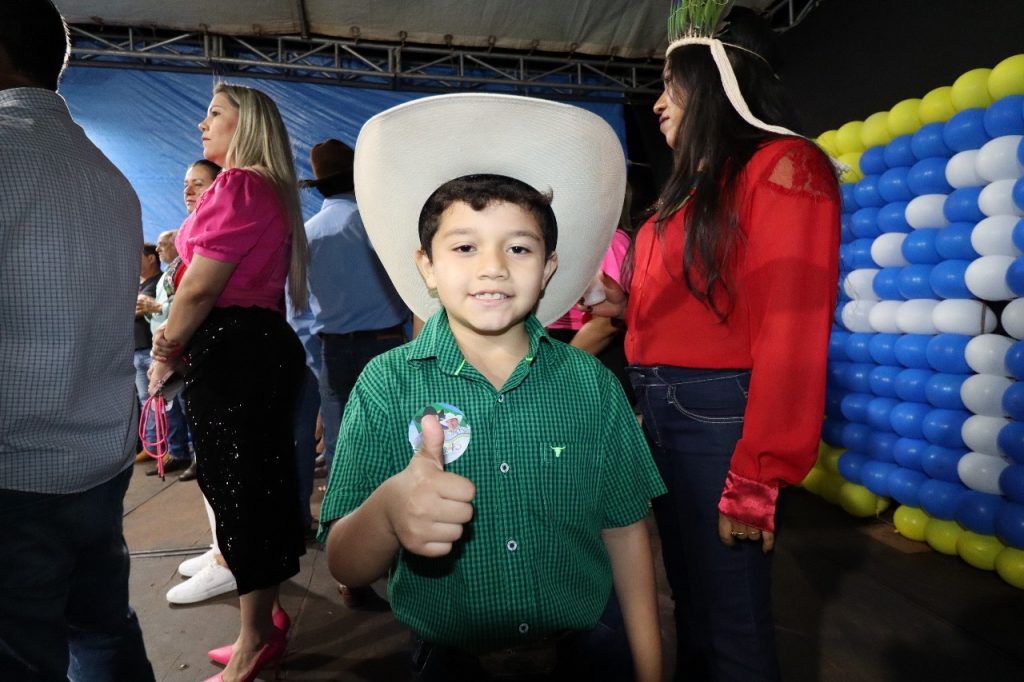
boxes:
[0,468,155,682]
[629,366,779,682]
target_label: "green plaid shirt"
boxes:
[319,311,665,652]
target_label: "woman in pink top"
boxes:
[150,83,308,682]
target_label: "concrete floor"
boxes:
[125,462,1024,681]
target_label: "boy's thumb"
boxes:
[416,414,446,468]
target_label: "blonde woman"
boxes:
[150,83,308,682]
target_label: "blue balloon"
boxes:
[866,397,899,432]
[825,387,844,419]
[1020,135,1024,167]
[998,420,1024,464]
[926,333,972,373]
[888,466,928,507]
[837,450,869,484]
[861,460,898,497]
[868,333,901,365]
[878,167,914,202]
[928,259,973,299]
[995,501,1024,549]
[850,207,881,238]
[872,268,905,300]
[896,264,936,299]
[840,213,855,243]
[840,184,860,213]
[841,422,873,452]
[1006,257,1024,296]
[954,490,1005,535]
[867,431,899,462]
[1014,176,1024,212]
[849,238,877,269]
[983,95,1024,137]
[908,157,954,195]
[869,364,902,397]
[821,417,847,447]
[1005,340,1024,380]
[1000,464,1024,504]
[935,222,980,260]
[1004,381,1024,421]
[901,229,941,264]
[828,361,850,390]
[877,201,913,233]
[841,392,874,423]
[844,363,875,394]
[884,135,917,167]
[911,122,954,160]
[853,175,885,208]
[922,408,970,448]
[944,187,985,223]
[895,368,934,403]
[844,333,874,363]
[828,329,852,361]
[893,437,930,471]
[859,145,889,175]
[943,108,991,152]
[894,335,932,369]
[925,373,968,410]
[889,401,932,438]
[919,478,967,520]
[921,445,966,482]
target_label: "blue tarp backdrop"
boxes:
[59,67,627,243]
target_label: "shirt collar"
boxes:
[408,309,551,376]
[320,193,355,209]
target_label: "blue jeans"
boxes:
[629,366,779,682]
[133,349,189,461]
[0,468,155,682]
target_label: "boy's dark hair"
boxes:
[417,174,557,260]
[0,0,69,91]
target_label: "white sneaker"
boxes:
[166,562,237,604]
[177,547,216,578]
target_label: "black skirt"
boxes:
[183,306,306,595]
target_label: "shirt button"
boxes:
[518,623,529,634]
[499,462,510,474]
[506,539,518,552]
[497,394,505,403]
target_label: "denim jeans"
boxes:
[629,366,779,682]
[0,468,155,682]
[133,349,189,461]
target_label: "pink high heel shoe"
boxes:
[207,609,290,665]
[204,628,286,682]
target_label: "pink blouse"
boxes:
[175,168,291,314]
[549,229,631,331]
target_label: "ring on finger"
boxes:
[731,531,746,538]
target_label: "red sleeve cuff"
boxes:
[718,470,779,533]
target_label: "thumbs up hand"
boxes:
[385,414,476,557]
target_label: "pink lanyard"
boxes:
[139,395,169,479]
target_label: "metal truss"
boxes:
[67,24,664,101]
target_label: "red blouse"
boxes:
[626,138,840,531]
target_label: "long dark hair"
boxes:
[657,13,803,321]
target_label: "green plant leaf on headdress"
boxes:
[667,0,733,42]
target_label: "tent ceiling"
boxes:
[58,0,783,60]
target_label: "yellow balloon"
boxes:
[860,111,892,148]
[819,447,843,474]
[995,547,1024,589]
[819,473,846,505]
[838,152,863,184]
[800,466,826,494]
[989,54,1024,100]
[816,130,839,157]
[924,518,962,555]
[919,86,956,123]
[893,505,929,541]
[952,68,994,111]
[838,482,890,517]
[835,120,865,154]
[888,98,923,137]
[956,531,1004,571]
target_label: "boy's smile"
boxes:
[416,200,557,346]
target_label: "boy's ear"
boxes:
[415,248,437,289]
[541,252,558,290]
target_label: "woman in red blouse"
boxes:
[590,14,839,682]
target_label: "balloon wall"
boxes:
[808,54,1024,590]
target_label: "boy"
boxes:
[320,94,665,681]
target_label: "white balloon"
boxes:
[957,451,1010,494]
[960,374,1013,417]
[946,150,985,188]
[841,300,876,332]
[905,194,950,229]
[970,214,1022,257]
[870,233,910,267]
[964,255,1017,300]
[965,333,1014,375]
[980,179,1024,218]
[976,135,1024,183]
[961,414,1009,456]
[1002,298,1024,339]
[896,299,939,334]
[867,300,902,333]
[843,268,880,300]
[933,299,999,335]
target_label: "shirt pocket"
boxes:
[538,439,602,528]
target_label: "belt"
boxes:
[416,631,570,678]
[319,325,405,342]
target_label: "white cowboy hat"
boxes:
[353,93,626,326]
